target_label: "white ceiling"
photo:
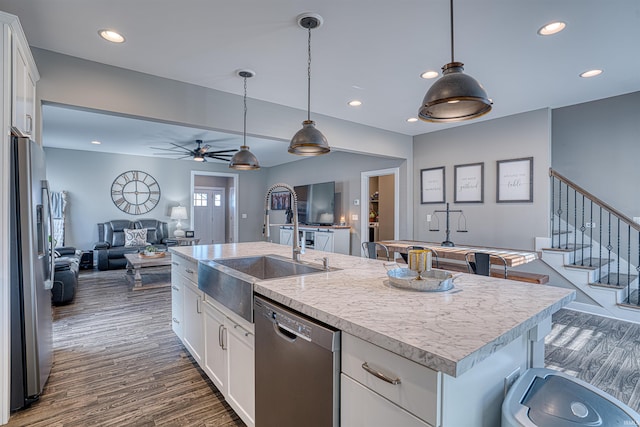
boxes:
[2,0,639,165]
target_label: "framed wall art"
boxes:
[454,162,484,203]
[270,191,291,210]
[496,157,533,203]
[420,166,445,204]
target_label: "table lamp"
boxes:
[171,206,188,237]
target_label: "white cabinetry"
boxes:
[171,252,255,427]
[280,226,350,255]
[182,279,204,365]
[12,35,36,137]
[203,299,227,392]
[225,317,255,426]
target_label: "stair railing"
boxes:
[550,169,639,305]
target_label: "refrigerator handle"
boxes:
[42,180,54,290]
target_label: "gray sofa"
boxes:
[52,246,80,305]
[93,219,171,270]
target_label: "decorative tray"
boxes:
[139,251,166,259]
[385,267,455,292]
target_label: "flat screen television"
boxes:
[294,181,335,226]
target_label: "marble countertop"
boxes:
[170,242,575,377]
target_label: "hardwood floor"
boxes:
[7,268,245,427]
[546,308,640,412]
[8,267,640,425]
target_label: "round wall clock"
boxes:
[110,170,161,215]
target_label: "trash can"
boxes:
[502,368,640,426]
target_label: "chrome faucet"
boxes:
[264,183,302,262]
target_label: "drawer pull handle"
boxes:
[172,317,180,324]
[185,268,194,274]
[171,285,180,291]
[172,262,179,266]
[362,362,401,385]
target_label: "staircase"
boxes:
[539,170,640,323]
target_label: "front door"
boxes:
[194,187,226,244]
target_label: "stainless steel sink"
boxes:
[198,254,334,322]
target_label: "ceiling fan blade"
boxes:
[202,137,237,144]
[151,146,191,153]
[206,156,233,162]
[205,149,238,154]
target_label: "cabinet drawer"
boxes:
[341,374,432,427]
[342,333,439,425]
[171,255,198,283]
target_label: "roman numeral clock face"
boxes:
[111,170,161,215]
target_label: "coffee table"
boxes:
[124,252,172,290]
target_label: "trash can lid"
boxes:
[522,374,635,426]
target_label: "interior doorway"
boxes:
[360,168,399,254]
[190,171,239,244]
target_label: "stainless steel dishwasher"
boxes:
[254,296,340,427]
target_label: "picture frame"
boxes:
[420,166,445,204]
[185,230,195,238]
[496,157,534,203]
[454,162,484,203]
[270,191,291,210]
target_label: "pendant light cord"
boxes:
[243,76,247,146]
[307,26,312,122]
[450,0,455,63]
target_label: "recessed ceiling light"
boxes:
[420,70,439,79]
[348,100,362,107]
[98,29,125,43]
[406,117,418,123]
[91,140,102,145]
[538,21,566,36]
[580,69,603,78]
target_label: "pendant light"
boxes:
[418,0,492,123]
[229,69,260,170]
[288,13,330,156]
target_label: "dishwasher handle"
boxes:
[273,320,312,343]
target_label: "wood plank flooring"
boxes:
[546,308,640,412]
[8,267,640,425]
[7,268,245,427]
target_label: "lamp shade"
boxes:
[288,120,330,156]
[170,206,188,220]
[229,145,260,170]
[419,62,492,123]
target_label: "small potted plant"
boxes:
[143,245,158,257]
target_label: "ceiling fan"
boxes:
[151,139,238,162]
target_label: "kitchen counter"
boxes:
[170,242,574,377]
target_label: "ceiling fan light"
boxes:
[229,145,260,170]
[193,152,205,162]
[418,62,492,123]
[288,120,330,156]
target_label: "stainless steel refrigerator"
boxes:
[9,127,54,411]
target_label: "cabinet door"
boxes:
[12,37,35,137]
[182,280,204,365]
[203,301,227,393]
[341,374,431,427]
[226,319,255,427]
[171,278,183,340]
[279,228,293,246]
[314,231,334,252]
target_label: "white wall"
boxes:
[552,91,640,219]
[412,109,551,250]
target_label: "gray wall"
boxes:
[266,151,407,255]
[552,91,640,219]
[44,147,268,250]
[412,109,551,250]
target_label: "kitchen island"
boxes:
[170,242,575,427]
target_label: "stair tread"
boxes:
[591,274,639,289]
[564,258,613,270]
[543,244,591,252]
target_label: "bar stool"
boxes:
[361,242,390,261]
[464,252,508,278]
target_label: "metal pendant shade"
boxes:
[419,0,492,123]
[288,13,330,156]
[230,70,260,170]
